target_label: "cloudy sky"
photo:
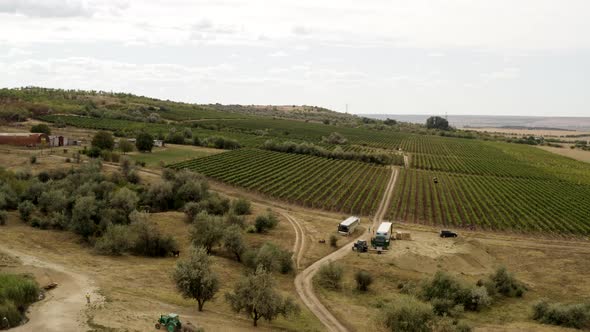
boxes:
[1,0,589,116]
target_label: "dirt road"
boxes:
[294,167,399,332]
[0,247,100,332]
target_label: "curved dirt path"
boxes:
[294,167,399,332]
[282,213,306,270]
[0,247,100,332]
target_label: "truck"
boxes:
[371,222,393,251]
[338,216,360,235]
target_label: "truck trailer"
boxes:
[371,222,393,251]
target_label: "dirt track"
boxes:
[293,167,399,332]
[0,247,101,332]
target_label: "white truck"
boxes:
[338,216,360,235]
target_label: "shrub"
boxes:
[489,267,527,297]
[244,243,293,274]
[254,210,279,233]
[532,300,590,329]
[136,132,154,152]
[355,270,373,291]
[92,131,115,150]
[87,146,101,158]
[383,296,434,332]
[129,211,178,257]
[110,187,139,220]
[118,139,134,154]
[196,194,230,215]
[37,171,50,182]
[145,181,174,211]
[317,262,344,290]
[224,212,245,228]
[0,210,7,226]
[329,234,338,247]
[17,200,35,222]
[94,224,132,255]
[0,273,40,327]
[30,155,37,164]
[231,198,251,215]
[30,123,51,135]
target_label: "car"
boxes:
[440,230,458,238]
[352,240,368,252]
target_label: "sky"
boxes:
[0,0,589,117]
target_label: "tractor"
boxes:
[156,314,181,332]
[155,314,199,332]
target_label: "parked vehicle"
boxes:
[352,240,368,252]
[440,230,458,238]
[371,222,393,250]
[338,216,360,235]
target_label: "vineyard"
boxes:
[169,149,392,215]
[389,169,590,235]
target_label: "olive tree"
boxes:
[92,131,115,150]
[225,266,299,326]
[172,246,220,312]
[190,213,224,254]
[223,225,246,262]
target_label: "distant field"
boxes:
[169,149,391,216]
[466,127,590,138]
[128,144,223,167]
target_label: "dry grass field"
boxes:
[314,223,590,332]
[465,127,590,140]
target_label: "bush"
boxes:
[136,132,154,152]
[87,146,101,158]
[37,171,50,182]
[129,211,178,257]
[254,211,279,233]
[17,200,35,222]
[224,212,245,228]
[0,210,7,226]
[317,262,344,290]
[0,273,40,327]
[489,267,527,297]
[94,224,132,255]
[244,243,293,274]
[30,155,37,164]
[223,225,246,262]
[196,194,230,215]
[532,300,590,329]
[355,270,373,291]
[30,123,51,135]
[383,296,434,332]
[329,234,338,247]
[231,198,251,215]
[92,131,115,150]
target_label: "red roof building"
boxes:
[0,133,50,147]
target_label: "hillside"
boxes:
[2,87,590,236]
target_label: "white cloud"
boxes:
[482,67,521,81]
[268,51,288,57]
[0,0,128,18]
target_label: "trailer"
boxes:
[338,216,360,235]
[370,222,393,252]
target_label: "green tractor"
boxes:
[155,313,181,332]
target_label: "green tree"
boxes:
[383,296,434,332]
[92,131,115,150]
[109,187,139,221]
[223,225,246,262]
[232,198,251,215]
[426,116,450,130]
[30,123,51,135]
[136,132,154,152]
[118,139,134,154]
[172,246,220,312]
[190,213,224,254]
[225,266,299,326]
[355,270,373,292]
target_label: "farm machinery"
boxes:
[155,314,199,332]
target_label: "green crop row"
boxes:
[389,169,590,235]
[169,149,390,215]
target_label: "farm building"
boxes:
[0,133,50,147]
[48,135,69,147]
